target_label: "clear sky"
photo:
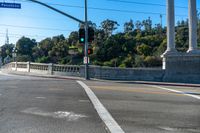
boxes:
[0,0,199,46]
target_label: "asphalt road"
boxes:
[0,72,107,133]
[1,71,200,133]
[84,80,200,133]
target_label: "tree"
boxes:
[142,17,152,33]
[38,38,53,56]
[136,44,152,56]
[144,56,162,67]
[8,18,194,68]
[101,19,119,37]
[67,32,79,46]
[124,19,134,33]
[0,44,14,62]
[16,36,37,61]
[176,21,189,52]
[135,20,143,31]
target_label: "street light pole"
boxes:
[84,0,89,80]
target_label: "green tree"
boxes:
[135,20,143,31]
[144,56,162,67]
[16,37,37,61]
[136,44,152,56]
[101,19,119,37]
[124,19,134,33]
[0,44,14,62]
[142,17,152,33]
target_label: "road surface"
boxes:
[0,71,200,133]
[84,80,200,133]
[0,72,107,133]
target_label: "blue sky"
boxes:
[0,0,199,46]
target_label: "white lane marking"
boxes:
[151,85,200,100]
[77,81,125,133]
[35,97,46,99]
[21,107,87,121]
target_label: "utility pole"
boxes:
[84,0,89,80]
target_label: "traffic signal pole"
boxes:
[84,0,89,80]
[28,0,84,24]
[28,0,90,80]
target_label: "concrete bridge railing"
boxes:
[2,61,200,83]
[1,62,165,82]
[2,62,80,77]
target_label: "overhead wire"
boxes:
[13,0,187,17]
[0,24,74,32]
[0,32,48,38]
[107,0,200,10]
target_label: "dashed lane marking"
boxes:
[77,81,125,133]
[151,85,200,100]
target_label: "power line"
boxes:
[14,0,187,17]
[0,24,74,32]
[5,14,68,21]
[107,0,200,10]
[0,32,48,38]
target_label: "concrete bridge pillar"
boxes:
[161,0,200,83]
[187,0,199,54]
[162,0,177,56]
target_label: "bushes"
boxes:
[144,56,162,67]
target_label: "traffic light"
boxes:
[88,27,94,43]
[79,28,85,44]
[79,27,94,44]
[88,48,93,55]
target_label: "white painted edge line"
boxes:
[151,85,200,100]
[77,81,125,133]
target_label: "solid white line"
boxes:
[77,81,125,133]
[151,85,200,100]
